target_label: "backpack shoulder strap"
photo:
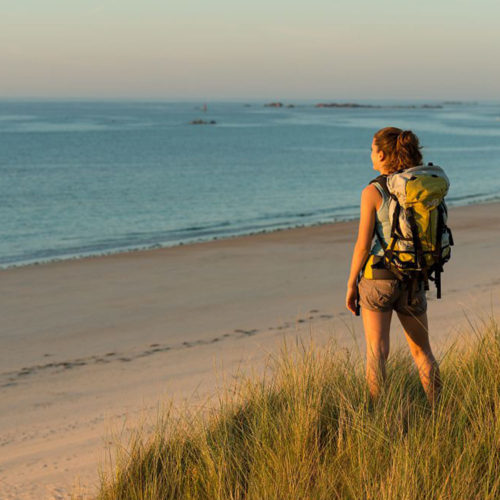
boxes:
[367,175,390,252]
[369,175,390,198]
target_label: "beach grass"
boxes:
[97,316,500,500]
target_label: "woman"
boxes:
[346,127,441,404]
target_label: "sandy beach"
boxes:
[1,202,500,500]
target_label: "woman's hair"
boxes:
[373,127,423,173]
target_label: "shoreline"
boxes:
[1,201,500,499]
[2,196,500,271]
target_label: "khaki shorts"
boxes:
[358,277,427,316]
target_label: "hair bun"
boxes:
[397,130,412,146]
[374,126,422,173]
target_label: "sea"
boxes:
[1,99,499,268]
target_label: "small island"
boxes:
[190,119,217,125]
[315,102,377,108]
[315,102,444,109]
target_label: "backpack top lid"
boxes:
[387,163,449,209]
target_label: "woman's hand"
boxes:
[346,284,358,315]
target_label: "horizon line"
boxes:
[0,96,495,104]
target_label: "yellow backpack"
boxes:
[371,162,454,299]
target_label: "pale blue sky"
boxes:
[1,0,499,100]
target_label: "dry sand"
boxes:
[1,202,500,499]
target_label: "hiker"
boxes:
[346,127,444,405]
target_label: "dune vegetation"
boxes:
[97,317,500,500]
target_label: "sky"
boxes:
[1,0,499,100]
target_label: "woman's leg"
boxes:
[396,312,441,405]
[361,308,393,400]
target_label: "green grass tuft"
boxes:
[97,318,500,499]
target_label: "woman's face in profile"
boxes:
[371,138,385,173]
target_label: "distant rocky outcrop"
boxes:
[442,101,478,105]
[190,119,216,125]
[315,102,444,109]
[390,104,443,109]
[315,102,376,108]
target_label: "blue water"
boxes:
[1,100,499,268]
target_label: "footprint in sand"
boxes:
[94,357,111,364]
[1,381,17,388]
[274,322,290,330]
[234,328,258,336]
[192,339,206,346]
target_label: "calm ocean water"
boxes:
[1,99,499,268]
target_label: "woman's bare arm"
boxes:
[346,184,380,313]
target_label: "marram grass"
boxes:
[97,318,500,500]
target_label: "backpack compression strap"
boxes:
[368,175,389,250]
[407,207,430,293]
[433,203,446,299]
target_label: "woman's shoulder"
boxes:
[361,183,383,212]
[361,183,382,203]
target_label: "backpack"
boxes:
[369,162,454,300]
